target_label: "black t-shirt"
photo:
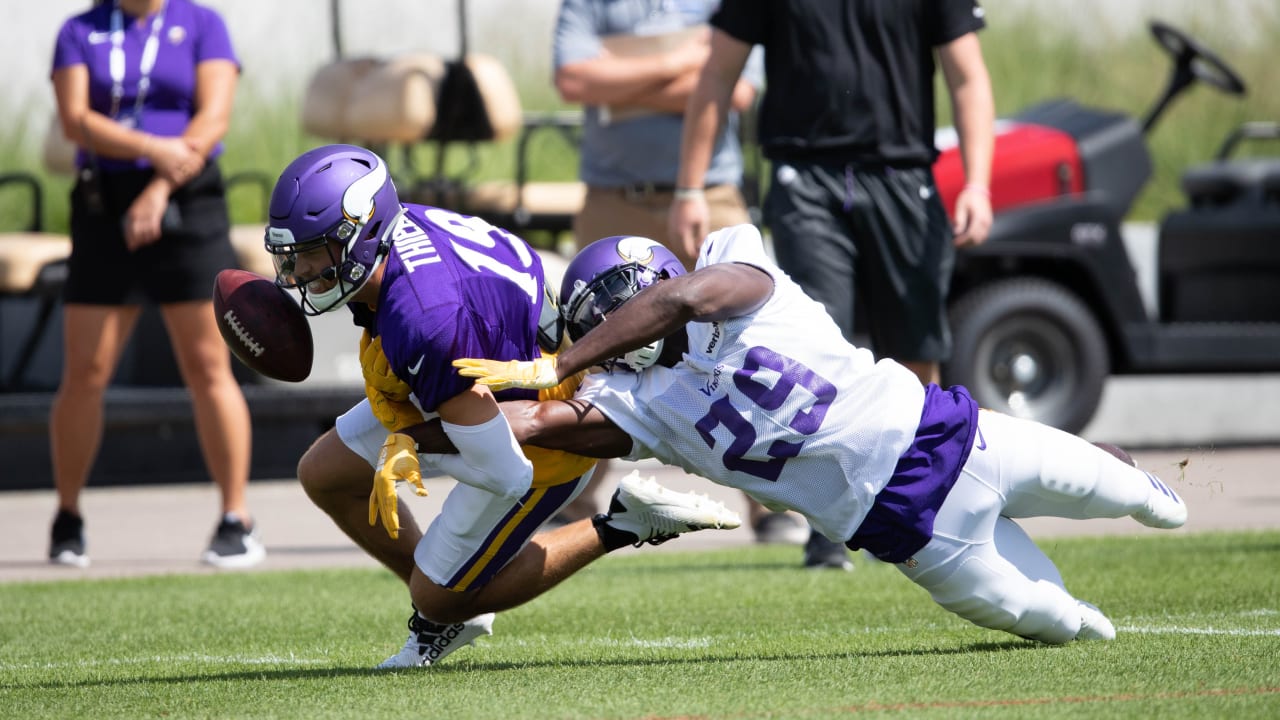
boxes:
[712,0,985,167]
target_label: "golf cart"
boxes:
[932,20,1280,434]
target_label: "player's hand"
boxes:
[452,357,559,391]
[365,383,423,432]
[369,433,428,540]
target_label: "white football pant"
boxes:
[897,409,1173,644]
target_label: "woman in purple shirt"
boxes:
[47,0,260,569]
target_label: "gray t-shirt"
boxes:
[553,0,763,187]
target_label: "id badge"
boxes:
[116,111,137,129]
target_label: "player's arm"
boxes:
[404,399,633,460]
[429,385,535,499]
[557,263,772,376]
[456,262,772,389]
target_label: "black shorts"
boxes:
[65,161,237,305]
[765,161,954,362]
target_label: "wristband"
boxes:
[673,187,705,201]
[961,183,991,198]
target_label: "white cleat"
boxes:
[376,612,495,669]
[605,470,742,546]
[1075,601,1116,641]
[1131,472,1188,529]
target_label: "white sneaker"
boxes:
[604,471,742,546]
[1075,601,1116,641]
[1131,472,1187,529]
[376,612,495,669]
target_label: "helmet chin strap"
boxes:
[307,207,403,314]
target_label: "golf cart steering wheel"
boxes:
[1150,20,1246,95]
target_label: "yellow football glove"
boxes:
[365,385,424,432]
[452,356,560,391]
[360,330,412,400]
[369,432,429,540]
[359,330,422,431]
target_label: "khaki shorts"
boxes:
[574,183,750,269]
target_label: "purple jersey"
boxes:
[372,205,547,413]
[51,0,239,171]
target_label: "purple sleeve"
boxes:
[51,17,86,74]
[193,5,239,68]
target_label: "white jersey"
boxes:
[577,225,926,541]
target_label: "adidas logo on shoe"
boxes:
[377,612,495,669]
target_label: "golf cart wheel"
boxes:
[944,278,1109,434]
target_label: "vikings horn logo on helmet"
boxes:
[614,236,663,265]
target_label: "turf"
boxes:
[1,531,1277,719]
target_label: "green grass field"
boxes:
[2,531,1277,719]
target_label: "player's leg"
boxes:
[978,409,1187,528]
[381,470,740,668]
[48,303,141,566]
[297,401,422,582]
[897,464,1100,644]
[409,468,744,623]
[382,471,592,668]
[408,471,594,617]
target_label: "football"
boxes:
[212,269,314,382]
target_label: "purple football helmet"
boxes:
[560,236,685,371]
[264,144,402,314]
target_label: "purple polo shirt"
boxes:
[51,0,239,171]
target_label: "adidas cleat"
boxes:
[376,612,495,669]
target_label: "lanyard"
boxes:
[107,0,168,124]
